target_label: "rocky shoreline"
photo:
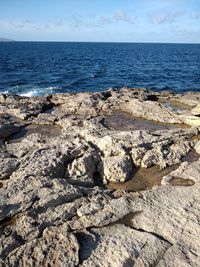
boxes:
[0,88,200,266]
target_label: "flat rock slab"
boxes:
[78,224,170,267]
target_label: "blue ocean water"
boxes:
[0,42,200,96]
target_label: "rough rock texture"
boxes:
[5,227,80,267]
[78,224,170,267]
[0,114,26,139]
[119,98,182,123]
[99,154,133,183]
[195,141,200,154]
[0,88,200,266]
[191,104,200,116]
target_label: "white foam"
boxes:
[19,89,39,97]
[0,90,9,94]
[18,86,60,97]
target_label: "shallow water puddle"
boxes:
[107,164,179,192]
[108,150,199,192]
[8,124,62,143]
[104,111,188,131]
[191,134,200,141]
[107,150,199,192]
[169,177,195,186]
[182,150,200,162]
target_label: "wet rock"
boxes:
[9,124,62,143]
[162,159,200,185]
[168,177,195,186]
[104,111,181,132]
[0,124,20,140]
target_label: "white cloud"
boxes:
[98,16,113,25]
[113,10,134,23]
[150,11,184,24]
[190,12,200,20]
[0,18,70,33]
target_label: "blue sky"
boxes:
[0,0,200,43]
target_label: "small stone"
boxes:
[99,155,133,184]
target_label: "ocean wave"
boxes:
[0,90,9,94]
[19,89,40,97]
[2,86,62,97]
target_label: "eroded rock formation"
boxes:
[0,88,200,266]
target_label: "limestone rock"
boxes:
[124,160,200,267]
[0,95,52,120]
[0,114,23,139]
[0,156,19,180]
[162,159,200,185]
[141,140,191,168]
[10,147,68,179]
[99,155,133,184]
[191,104,200,116]
[51,92,101,118]
[31,112,57,125]
[1,88,200,266]
[66,151,100,186]
[119,98,182,124]
[131,146,147,166]
[195,141,200,154]
[69,196,131,231]
[177,92,200,107]
[79,224,170,267]
[6,133,46,158]
[181,115,200,127]
[4,227,79,267]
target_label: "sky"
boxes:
[0,0,200,43]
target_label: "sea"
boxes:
[0,42,200,96]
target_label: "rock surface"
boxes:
[191,103,200,116]
[0,88,200,267]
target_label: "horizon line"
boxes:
[1,40,200,45]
